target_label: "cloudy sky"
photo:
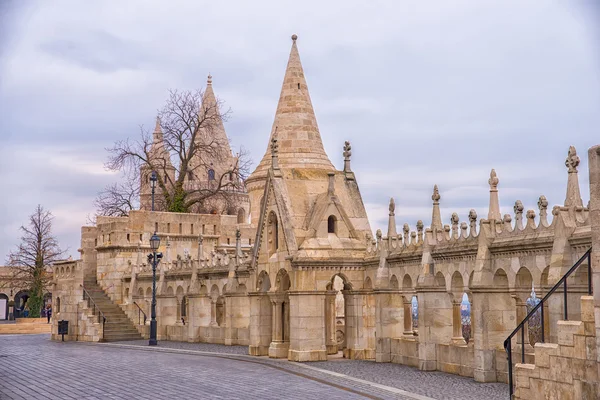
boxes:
[1,0,599,261]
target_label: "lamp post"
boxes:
[149,170,160,346]
[149,233,161,346]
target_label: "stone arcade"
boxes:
[51,36,600,399]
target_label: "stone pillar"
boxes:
[325,291,338,354]
[375,289,403,362]
[587,145,600,359]
[248,292,272,356]
[451,299,466,345]
[209,299,218,327]
[269,293,289,358]
[403,296,414,337]
[288,291,327,362]
[187,294,211,342]
[224,293,250,346]
[343,290,376,360]
[416,286,451,371]
[156,295,177,340]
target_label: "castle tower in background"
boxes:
[140,75,250,222]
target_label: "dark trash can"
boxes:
[58,320,68,341]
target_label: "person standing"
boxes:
[23,303,30,318]
[46,305,52,323]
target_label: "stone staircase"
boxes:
[82,279,142,342]
[513,296,598,400]
[0,318,51,335]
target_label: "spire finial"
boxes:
[431,185,442,231]
[291,34,298,42]
[154,116,162,134]
[565,146,580,173]
[389,198,395,216]
[207,73,212,85]
[487,168,501,220]
[432,185,440,202]
[564,145,583,208]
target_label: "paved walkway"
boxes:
[0,335,509,400]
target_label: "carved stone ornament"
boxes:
[537,195,548,211]
[565,146,580,173]
[432,185,440,202]
[343,141,352,160]
[514,200,524,214]
[389,198,395,215]
[468,209,477,223]
[488,169,499,189]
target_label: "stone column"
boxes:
[343,290,376,360]
[268,293,288,358]
[288,291,327,362]
[587,145,600,359]
[325,291,338,354]
[209,299,218,327]
[156,294,177,340]
[451,299,466,345]
[248,292,272,356]
[403,296,414,337]
[375,289,404,362]
[415,285,451,371]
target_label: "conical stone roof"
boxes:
[247,34,335,184]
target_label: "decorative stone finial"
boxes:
[291,34,298,41]
[565,146,580,173]
[514,200,524,214]
[488,169,499,189]
[154,116,162,134]
[526,209,536,220]
[343,141,352,172]
[207,73,213,85]
[451,213,459,239]
[432,185,440,202]
[460,222,468,238]
[236,229,241,240]
[376,229,382,241]
[389,198,395,216]
[403,223,410,247]
[416,220,424,243]
[503,214,512,223]
[537,195,548,211]
[469,209,477,223]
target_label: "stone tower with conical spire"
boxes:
[246,34,335,224]
[140,117,176,211]
[247,35,372,362]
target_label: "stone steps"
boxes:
[0,323,51,335]
[82,280,142,342]
[513,296,598,399]
[16,318,47,324]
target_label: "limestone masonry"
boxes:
[50,35,600,399]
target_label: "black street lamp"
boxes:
[149,170,160,346]
[148,233,162,346]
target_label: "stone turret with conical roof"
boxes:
[246,34,336,223]
[140,116,176,210]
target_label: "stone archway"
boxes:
[325,273,353,357]
[14,291,30,319]
[249,270,273,356]
[269,269,290,358]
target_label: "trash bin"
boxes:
[58,320,68,341]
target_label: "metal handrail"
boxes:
[133,301,148,325]
[80,284,107,339]
[503,248,592,398]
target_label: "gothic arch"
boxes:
[275,269,291,292]
[402,274,413,291]
[237,208,246,224]
[257,270,271,292]
[390,275,399,289]
[363,276,373,290]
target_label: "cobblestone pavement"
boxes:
[110,339,508,400]
[0,335,410,400]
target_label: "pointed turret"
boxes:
[488,169,501,221]
[248,34,335,180]
[564,146,583,208]
[431,185,442,231]
[189,74,235,179]
[247,34,336,224]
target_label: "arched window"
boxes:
[237,208,246,224]
[327,215,337,234]
[56,297,61,313]
[208,169,215,181]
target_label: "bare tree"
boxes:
[95,89,251,216]
[6,205,66,317]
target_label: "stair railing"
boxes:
[81,284,107,340]
[503,248,592,398]
[132,301,148,325]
